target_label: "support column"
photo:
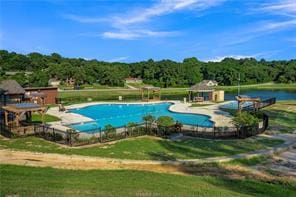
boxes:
[141,90,144,101]
[4,111,8,126]
[159,90,161,100]
[15,113,19,127]
[41,110,45,125]
[188,91,191,102]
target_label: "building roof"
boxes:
[2,103,46,113]
[189,83,214,92]
[0,80,25,95]
[199,80,218,85]
[25,87,58,91]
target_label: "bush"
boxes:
[126,122,137,136]
[157,116,175,127]
[104,124,116,138]
[143,114,156,134]
[232,112,259,128]
[157,116,175,135]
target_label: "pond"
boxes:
[163,90,296,101]
[224,90,296,101]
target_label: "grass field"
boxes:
[1,164,295,197]
[0,136,283,160]
[58,83,295,104]
[263,100,296,134]
[31,114,60,123]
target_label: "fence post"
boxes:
[99,127,102,143]
[53,128,56,142]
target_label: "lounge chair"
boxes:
[58,104,66,112]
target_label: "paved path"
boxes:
[1,134,295,175]
[169,102,233,127]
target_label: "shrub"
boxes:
[157,116,175,135]
[143,114,156,134]
[126,122,137,136]
[232,112,259,128]
[157,116,175,127]
[104,124,116,138]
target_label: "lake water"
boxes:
[224,90,296,101]
[163,90,296,101]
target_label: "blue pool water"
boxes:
[69,102,213,132]
[220,101,252,109]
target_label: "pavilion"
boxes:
[2,103,46,135]
[188,80,224,102]
[141,86,161,102]
[0,80,25,103]
[235,95,261,112]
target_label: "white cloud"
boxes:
[62,14,108,23]
[260,19,296,31]
[64,0,226,40]
[113,0,225,26]
[107,56,129,62]
[205,55,255,62]
[204,51,280,62]
[259,0,296,17]
[102,30,178,40]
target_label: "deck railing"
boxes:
[242,97,276,111]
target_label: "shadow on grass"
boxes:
[165,158,296,196]
[147,137,283,161]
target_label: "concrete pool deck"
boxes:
[46,101,234,132]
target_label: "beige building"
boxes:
[125,77,143,83]
[188,80,224,102]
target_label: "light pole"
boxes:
[237,72,241,96]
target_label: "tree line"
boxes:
[0,50,295,87]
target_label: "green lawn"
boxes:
[31,114,60,123]
[263,100,296,133]
[0,136,283,160]
[1,165,295,197]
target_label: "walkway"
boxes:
[169,102,233,127]
[1,134,295,175]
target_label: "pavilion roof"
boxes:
[2,102,46,113]
[0,80,25,95]
[189,83,214,92]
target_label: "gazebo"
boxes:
[3,103,46,135]
[188,81,224,102]
[0,80,25,103]
[235,95,261,112]
[188,83,214,102]
[141,86,161,102]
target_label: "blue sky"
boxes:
[0,0,295,62]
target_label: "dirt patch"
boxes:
[255,148,296,177]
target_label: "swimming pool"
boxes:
[69,102,213,132]
[220,101,253,109]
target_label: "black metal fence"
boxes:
[0,112,269,146]
[242,97,276,111]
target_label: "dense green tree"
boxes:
[0,50,295,87]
